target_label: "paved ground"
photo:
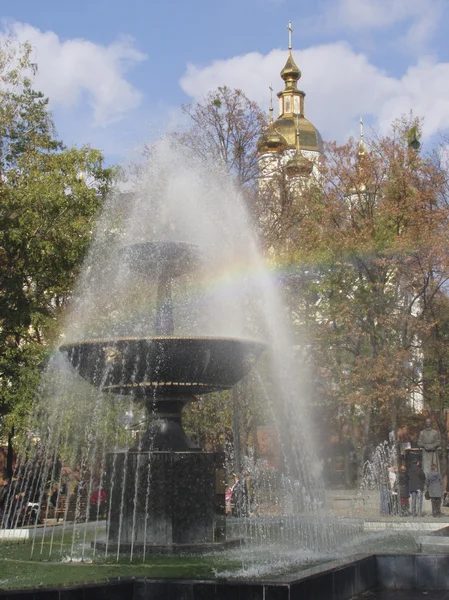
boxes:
[328,488,449,521]
[352,591,449,599]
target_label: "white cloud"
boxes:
[1,21,147,126]
[180,42,449,143]
[333,0,434,29]
[320,0,444,50]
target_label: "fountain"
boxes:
[60,238,265,552]
[0,141,351,566]
[1,140,439,600]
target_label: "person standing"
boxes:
[231,473,249,517]
[398,465,410,516]
[426,464,443,517]
[89,486,107,519]
[388,466,398,515]
[408,460,425,517]
[0,478,10,526]
[379,463,391,516]
[0,478,20,529]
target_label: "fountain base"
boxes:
[107,451,225,549]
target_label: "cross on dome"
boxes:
[256,22,323,157]
[358,116,367,157]
[287,21,293,51]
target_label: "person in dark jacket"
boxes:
[398,465,410,516]
[379,463,391,515]
[0,478,20,529]
[408,460,425,517]
[426,463,443,517]
[0,478,10,523]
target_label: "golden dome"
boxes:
[257,125,287,153]
[275,115,323,152]
[285,152,313,177]
[257,116,323,154]
[258,43,323,156]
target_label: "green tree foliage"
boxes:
[0,40,116,446]
[183,391,233,452]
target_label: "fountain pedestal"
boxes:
[106,451,226,553]
[61,242,265,555]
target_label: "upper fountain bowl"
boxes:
[60,336,266,397]
[118,241,199,278]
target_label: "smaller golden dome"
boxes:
[257,126,287,154]
[285,153,313,178]
[281,52,301,82]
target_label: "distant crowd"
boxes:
[381,461,446,518]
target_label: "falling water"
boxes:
[353,439,398,518]
[4,138,364,574]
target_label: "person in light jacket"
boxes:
[388,466,398,515]
[426,463,443,517]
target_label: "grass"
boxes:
[0,534,242,590]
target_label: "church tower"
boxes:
[257,22,323,181]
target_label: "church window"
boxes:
[294,96,300,114]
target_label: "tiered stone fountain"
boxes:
[61,240,265,553]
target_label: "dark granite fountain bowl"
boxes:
[60,336,266,396]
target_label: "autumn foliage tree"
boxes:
[252,161,311,258]
[154,81,449,485]
[178,86,267,186]
[272,117,449,484]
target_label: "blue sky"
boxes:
[2,0,449,164]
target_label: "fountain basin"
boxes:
[3,551,448,598]
[60,336,265,396]
[118,240,200,277]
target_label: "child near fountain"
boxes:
[426,464,443,517]
[90,486,107,519]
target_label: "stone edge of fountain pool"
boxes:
[3,552,449,598]
[1,516,446,541]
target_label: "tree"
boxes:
[421,292,449,486]
[0,40,116,471]
[418,142,449,485]
[269,116,449,484]
[183,373,269,471]
[183,391,233,452]
[176,86,267,186]
[155,88,267,465]
[251,160,311,257]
